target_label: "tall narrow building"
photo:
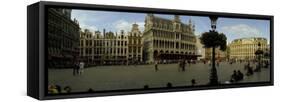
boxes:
[128,23,143,63]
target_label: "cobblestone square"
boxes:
[48,62,270,92]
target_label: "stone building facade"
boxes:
[204,48,227,61]
[47,8,80,68]
[196,35,205,60]
[229,37,268,61]
[128,23,143,64]
[143,14,197,63]
[79,29,94,65]
[79,29,128,65]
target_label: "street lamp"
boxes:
[209,16,219,85]
[210,16,218,32]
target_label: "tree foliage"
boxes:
[200,31,227,51]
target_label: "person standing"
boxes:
[76,62,80,75]
[178,61,181,72]
[79,61,85,75]
[182,60,186,72]
[73,61,79,76]
[154,61,158,72]
[73,63,76,76]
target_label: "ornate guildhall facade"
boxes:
[143,14,197,63]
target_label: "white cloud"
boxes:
[221,24,262,37]
[71,10,103,32]
[114,20,131,32]
[80,24,97,32]
[114,20,145,34]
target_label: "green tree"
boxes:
[200,31,227,51]
[200,31,227,85]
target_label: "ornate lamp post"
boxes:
[209,16,219,85]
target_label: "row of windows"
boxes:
[80,40,128,47]
[230,44,267,48]
[151,30,194,42]
[230,48,267,54]
[153,40,196,50]
[80,33,128,39]
[153,30,175,39]
[230,47,267,53]
[128,38,142,45]
[152,22,174,30]
[48,33,77,52]
[128,32,142,37]
[151,22,192,33]
[232,39,267,43]
[181,34,195,42]
[128,47,142,53]
[80,48,128,55]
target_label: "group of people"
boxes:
[48,84,71,94]
[230,70,244,82]
[244,61,267,76]
[154,59,198,72]
[73,61,85,76]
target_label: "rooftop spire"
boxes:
[174,15,180,22]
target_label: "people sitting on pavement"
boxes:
[48,84,59,94]
[166,82,173,88]
[62,86,71,93]
[230,70,238,82]
[237,70,244,81]
[191,79,196,86]
[88,88,94,92]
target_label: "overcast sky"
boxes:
[71,9,270,43]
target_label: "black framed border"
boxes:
[27,1,274,100]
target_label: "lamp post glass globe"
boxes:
[209,16,218,31]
